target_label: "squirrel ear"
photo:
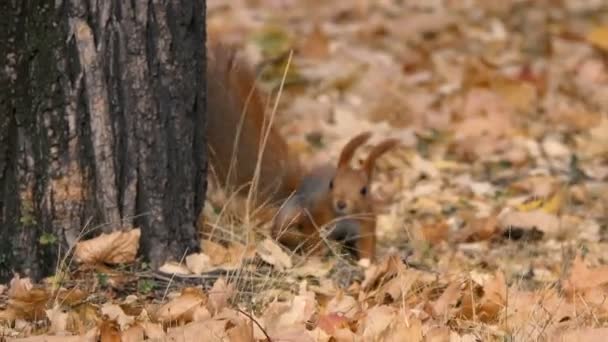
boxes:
[363,138,400,177]
[337,131,373,169]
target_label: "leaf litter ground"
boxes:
[3,0,608,341]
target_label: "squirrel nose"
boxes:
[336,200,347,211]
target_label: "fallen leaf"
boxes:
[158,261,191,276]
[269,327,317,342]
[166,318,228,342]
[375,268,420,304]
[99,318,121,342]
[300,23,330,59]
[74,228,140,265]
[257,238,293,271]
[382,314,423,342]
[141,322,165,339]
[587,25,608,51]
[292,258,334,278]
[7,328,98,342]
[256,285,317,338]
[208,277,235,314]
[7,275,48,321]
[432,281,463,320]
[361,254,404,292]
[491,77,537,113]
[455,215,499,242]
[358,305,397,340]
[201,239,230,266]
[326,291,360,320]
[425,327,452,342]
[563,253,608,297]
[224,241,256,268]
[550,327,608,342]
[420,220,449,245]
[185,252,213,275]
[477,271,507,322]
[226,316,254,342]
[317,313,349,335]
[332,328,358,342]
[154,287,207,323]
[120,324,144,342]
[542,136,570,159]
[45,306,68,334]
[100,303,134,330]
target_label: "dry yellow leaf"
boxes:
[587,26,608,51]
[74,228,140,265]
[154,287,207,323]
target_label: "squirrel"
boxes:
[206,43,301,206]
[272,132,399,261]
[206,42,399,261]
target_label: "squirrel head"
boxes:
[329,132,399,217]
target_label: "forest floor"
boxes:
[3,0,608,341]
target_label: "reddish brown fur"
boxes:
[273,134,399,261]
[206,43,301,206]
[207,42,398,261]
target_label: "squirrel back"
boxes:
[206,44,301,205]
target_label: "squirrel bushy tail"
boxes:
[206,43,301,206]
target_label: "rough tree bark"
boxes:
[0,0,207,282]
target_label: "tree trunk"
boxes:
[0,0,207,282]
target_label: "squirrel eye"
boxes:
[329,179,334,190]
[360,186,368,196]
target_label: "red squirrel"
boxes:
[272,132,399,261]
[206,43,399,261]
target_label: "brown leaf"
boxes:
[332,328,358,342]
[154,287,208,323]
[374,268,420,304]
[300,23,330,59]
[208,277,235,314]
[45,306,68,335]
[185,252,212,275]
[587,26,608,51]
[74,228,140,265]
[420,220,449,245]
[226,316,254,342]
[158,261,191,275]
[317,313,349,335]
[478,271,507,322]
[257,286,317,338]
[120,324,144,342]
[99,318,121,342]
[382,314,423,342]
[455,215,499,243]
[432,281,462,319]
[166,318,228,342]
[358,305,396,340]
[140,322,166,339]
[100,303,134,331]
[361,254,404,292]
[425,327,452,342]
[551,327,608,342]
[326,292,360,320]
[563,253,608,297]
[256,238,293,271]
[7,275,49,321]
[7,328,99,342]
[201,239,231,266]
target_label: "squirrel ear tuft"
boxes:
[337,131,372,169]
[363,139,400,177]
